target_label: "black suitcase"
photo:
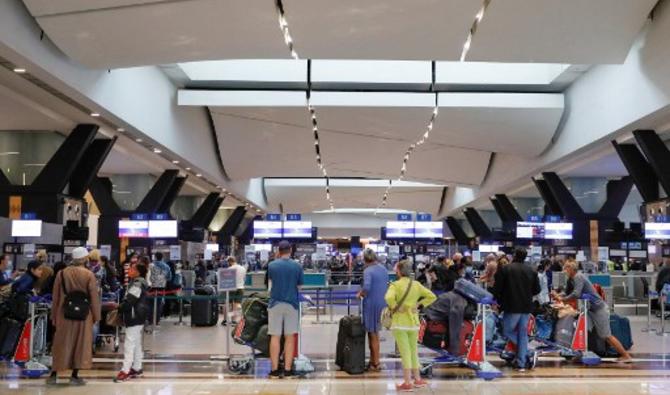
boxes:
[335,315,366,374]
[191,298,218,326]
[0,318,23,358]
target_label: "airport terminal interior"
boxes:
[4,0,670,394]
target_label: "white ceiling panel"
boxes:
[468,0,657,64]
[283,0,481,60]
[29,0,289,69]
[211,108,321,180]
[22,0,169,16]
[0,85,69,131]
[433,93,564,156]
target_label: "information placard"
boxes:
[217,267,238,292]
[170,245,181,261]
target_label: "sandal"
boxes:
[366,363,382,372]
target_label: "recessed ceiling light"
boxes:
[117,127,125,132]
[152,148,162,154]
[185,167,191,171]
[172,160,180,164]
[13,68,26,74]
[0,151,20,156]
[90,112,100,117]
[196,173,202,177]
[135,138,143,143]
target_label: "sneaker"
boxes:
[413,379,429,388]
[46,375,58,386]
[114,371,130,383]
[70,377,87,386]
[396,383,414,392]
[516,367,527,373]
[283,370,297,379]
[269,369,283,379]
[129,369,144,378]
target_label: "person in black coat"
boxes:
[115,262,149,382]
[493,248,540,372]
[656,259,670,294]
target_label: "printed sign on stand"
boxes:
[169,245,181,261]
[597,246,609,262]
[100,245,112,259]
[217,267,238,292]
[315,245,328,260]
[204,248,213,261]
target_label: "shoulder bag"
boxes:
[381,279,413,330]
[60,271,91,321]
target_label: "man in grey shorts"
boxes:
[554,259,632,363]
[266,241,304,379]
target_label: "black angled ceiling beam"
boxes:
[612,141,659,202]
[190,193,221,228]
[490,197,508,222]
[31,124,98,194]
[88,177,122,216]
[633,129,670,196]
[532,178,563,217]
[68,137,117,198]
[0,169,11,190]
[464,208,493,239]
[136,169,180,214]
[157,176,187,214]
[218,206,247,245]
[203,197,225,229]
[494,194,523,222]
[238,215,262,245]
[541,172,586,220]
[598,176,634,219]
[446,216,470,245]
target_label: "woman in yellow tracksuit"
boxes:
[385,260,437,392]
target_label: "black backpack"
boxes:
[60,271,91,321]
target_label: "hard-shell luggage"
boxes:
[419,320,447,350]
[335,315,365,375]
[554,315,576,348]
[609,313,632,351]
[457,320,475,356]
[191,298,218,326]
[0,317,23,358]
[454,279,493,304]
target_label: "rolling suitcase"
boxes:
[191,298,218,326]
[554,315,576,348]
[335,315,365,374]
[608,313,632,352]
[0,318,23,358]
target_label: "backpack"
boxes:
[60,272,91,321]
[150,264,168,288]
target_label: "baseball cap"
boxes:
[71,247,89,260]
[277,240,292,252]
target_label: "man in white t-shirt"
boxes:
[221,256,247,325]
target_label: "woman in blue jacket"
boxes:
[12,260,44,294]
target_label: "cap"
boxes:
[71,247,89,260]
[277,240,291,251]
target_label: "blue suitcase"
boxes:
[608,313,633,353]
[454,279,493,304]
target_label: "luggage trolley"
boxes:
[419,301,503,381]
[16,295,51,378]
[98,290,122,352]
[529,295,601,366]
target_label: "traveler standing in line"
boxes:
[267,241,304,379]
[88,249,103,284]
[49,247,101,385]
[0,254,19,287]
[385,260,437,392]
[655,258,670,294]
[114,262,149,382]
[479,254,499,293]
[149,252,172,323]
[221,256,247,326]
[11,260,44,294]
[123,254,139,288]
[357,249,388,372]
[493,248,540,372]
[554,259,633,363]
[535,261,551,305]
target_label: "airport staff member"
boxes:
[267,241,304,379]
[554,259,633,363]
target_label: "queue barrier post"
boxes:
[643,291,658,333]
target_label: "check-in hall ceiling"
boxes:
[22,0,657,68]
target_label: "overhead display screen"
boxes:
[386,221,415,238]
[414,221,443,238]
[544,222,573,240]
[119,220,149,238]
[148,220,178,238]
[516,222,545,239]
[645,222,670,240]
[11,220,42,237]
[253,221,283,239]
[283,221,313,238]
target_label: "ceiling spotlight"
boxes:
[152,148,162,154]
[116,127,125,132]
[196,173,202,177]
[185,167,191,171]
[13,68,26,74]
[172,160,180,164]
[135,138,143,143]
[90,112,100,117]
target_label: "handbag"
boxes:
[106,309,123,327]
[381,279,414,330]
[60,271,91,321]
